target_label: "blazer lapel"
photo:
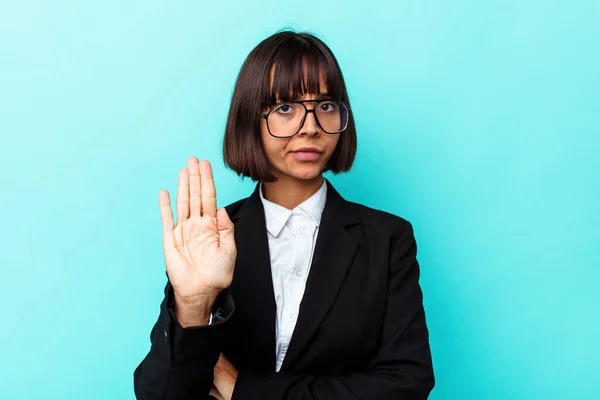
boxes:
[280,180,360,371]
[230,184,277,372]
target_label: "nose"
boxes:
[298,107,320,137]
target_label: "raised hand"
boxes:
[158,157,237,326]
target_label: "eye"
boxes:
[275,104,294,114]
[319,101,337,112]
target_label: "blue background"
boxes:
[1,1,599,399]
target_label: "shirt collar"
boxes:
[259,179,328,237]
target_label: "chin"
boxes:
[271,158,329,181]
[270,152,332,181]
[286,165,324,181]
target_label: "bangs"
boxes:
[267,36,344,105]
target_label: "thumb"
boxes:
[216,208,236,257]
[216,207,233,232]
[216,208,236,251]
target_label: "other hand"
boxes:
[212,353,238,400]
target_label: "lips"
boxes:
[292,147,322,153]
[291,147,322,161]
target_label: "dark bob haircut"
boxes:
[223,30,357,182]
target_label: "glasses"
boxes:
[260,99,350,138]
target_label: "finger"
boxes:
[187,157,202,218]
[215,352,225,367]
[200,160,217,218]
[159,190,174,248]
[220,353,232,366]
[176,168,190,222]
[210,386,224,400]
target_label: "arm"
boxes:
[230,220,434,400]
[133,281,235,399]
[134,158,237,399]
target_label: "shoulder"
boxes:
[223,197,248,219]
[347,200,416,244]
[345,201,419,268]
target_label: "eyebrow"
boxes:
[274,92,333,103]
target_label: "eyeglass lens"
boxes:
[267,101,348,137]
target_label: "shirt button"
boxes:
[295,269,302,277]
[300,226,306,232]
[290,313,297,320]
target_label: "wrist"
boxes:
[174,295,215,327]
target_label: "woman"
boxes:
[134,31,434,400]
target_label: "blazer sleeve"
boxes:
[133,280,235,399]
[231,220,435,400]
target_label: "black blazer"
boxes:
[134,180,435,399]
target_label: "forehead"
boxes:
[267,54,342,104]
[269,64,329,99]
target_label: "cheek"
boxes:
[260,124,290,161]
[325,135,341,154]
[264,140,287,160]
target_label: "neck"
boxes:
[262,175,325,210]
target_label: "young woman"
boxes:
[134,31,434,400]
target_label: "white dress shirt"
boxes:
[259,180,327,372]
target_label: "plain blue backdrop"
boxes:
[1,1,599,399]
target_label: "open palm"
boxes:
[158,157,236,302]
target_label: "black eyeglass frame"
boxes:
[259,99,350,138]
